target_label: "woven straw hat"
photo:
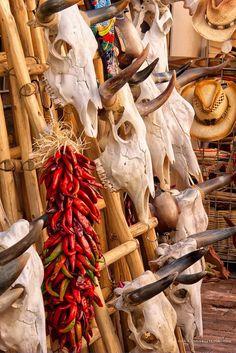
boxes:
[192,0,236,42]
[182,79,236,141]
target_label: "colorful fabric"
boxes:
[90,0,116,78]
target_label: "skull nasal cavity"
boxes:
[174,288,188,299]
[117,121,136,141]
[141,332,160,344]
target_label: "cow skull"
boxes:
[43,5,102,137]
[151,225,236,352]
[114,271,179,353]
[96,47,155,223]
[0,218,46,353]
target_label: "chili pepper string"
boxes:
[41,145,103,353]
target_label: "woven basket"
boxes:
[204,192,236,262]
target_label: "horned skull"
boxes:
[95,48,155,223]
[96,83,154,223]
[114,271,179,353]
[43,5,102,137]
[0,219,46,353]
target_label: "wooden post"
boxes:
[0,197,10,231]
[0,0,47,136]
[0,95,19,223]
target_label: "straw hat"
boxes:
[182,79,236,141]
[192,0,236,42]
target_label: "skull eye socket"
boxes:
[53,40,72,57]
[174,288,188,299]
[117,121,136,141]
[131,308,145,330]
[141,332,160,345]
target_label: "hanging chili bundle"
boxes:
[39,141,103,352]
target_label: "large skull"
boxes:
[155,238,204,353]
[96,83,154,223]
[114,271,179,353]
[0,219,46,353]
[135,75,175,190]
[43,5,102,137]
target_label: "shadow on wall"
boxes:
[170,3,204,57]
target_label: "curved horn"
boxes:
[136,71,176,116]
[126,273,177,305]
[0,253,29,296]
[155,248,207,278]
[129,58,159,85]
[177,60,230,87]
[0,218,44,266]
[36,0,129,26]
[153,61,191,84]
[176,271,207,285]
[99,45,149,107]
[193,173,236,197]
[190,226,236,248]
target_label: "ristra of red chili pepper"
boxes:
[62,237,76,256]
[62,154,73,174]
[72,208,97,237]
[53,272,65,286]
[59,278,70,301]
[79,180,98,204]
[73,198,90,216]
[72,176,80,196]
[44,233,62,250]
[71,287,81,303]
[75,165,96,181]
[61,264,73,279]
[58,318,76,334]
[45,278,59,297]
[51,210,63,231]
[67,327,76,349]
[65,203,73,228]
[76,233,94,262]
[77,190,100,220]
[77,254,97,272]
[69,253,76,273]
[52,167,63,191]
[64,303,77,324]
[44,242,63,265]
[51,254,67,280]
[54,150,62,164]
[61,214,74,236]
[75,259,86,275]
[44,261,56,280]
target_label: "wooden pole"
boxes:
[0,197,10,231]
[0,94,19,223]
[2,28,45,251]
[0,0,47,136]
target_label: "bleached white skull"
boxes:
[0,219,46,353]
[134,75,175,190]
[96,83,154,223]
[43,5,102,137]
[114,270,179,353]
[151,218,236,353]
[95,47,155,223]
[154,238,204,353]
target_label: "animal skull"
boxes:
[114,271,179,353]
[0,219,46,353]
[154,238,204,353]
[43,5,102,137]
[96,83,154,223]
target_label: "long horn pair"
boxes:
[99,45,149,108]
[153,61,191,84]
[193,173,236,197]
[154,248,207,278]
[0,217,45,266]
[136,71,176,117]
[190,226,236,248]
[0,254,29,296]
[126,272,178,305]
[177,60,230,87]
[36,0,129,26]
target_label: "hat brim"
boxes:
[182,81,236,141]
[192,0,236,43]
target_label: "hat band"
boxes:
[205,15,236,30]
[195,106,229,126]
